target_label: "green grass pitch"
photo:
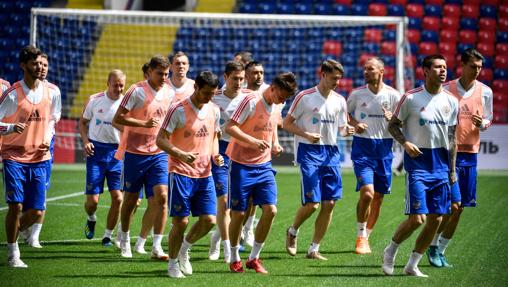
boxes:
[1,165,507,286]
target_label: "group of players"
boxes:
[0,45,493,279]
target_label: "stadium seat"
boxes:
[421,30,439,43]
[382,55,396,66]
[442,53,457,69]
[276,3,293,14]
[457,43,474,54]
[364,28,383,42]
[406,55,417,68]
[387,4,405,16]
[422,17,440,31]
[483,56,494,69]
[294,3,312,14]
[359,53,375,66]
[384,66,395,82]
[406,4,424,18]
[495,55,508,69]
[323,40,343,56]
[314,3,332,15]
[351,4,368,15]
[441,17,459,30]
[338,78,353,93]
[439,42,456,55]
[368,3,387,16]
[335,0,352,5]
[481,0,499,5]
[409,43,419,54]
[479,17,497,32]
[459,30,477,44]
[364,43,380,53]
[478,30,496,44]
[426,0,444,4]
[389,0,406,5]
[478,68,493,83]
[493,80,508,93]
[332,4,350,15]
[407,0,425,4]
[443,4,461,18]
[425,5,442,17]
[408,17,422,29]
[499,18,508,32]
[460,18,478,30]
[407,29,421,43]
[383,30,396,41]
[419,42,438,55]
[497,43,508,54]
[498,32,508,43]
[239,3,256,13]
[480,5,497,18]
[499,4,508,18]
[415,67,424,80]
[440,29,458,43]
[258,3,276,14]
[462,5,480,19]
[494,69,508,80]
[381,41,396,55]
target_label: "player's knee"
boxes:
[263,205,277,218]
[201,215,216,226]
[409,215,426,227]
[305,202,320,212]
[34,209,44,217]
[172,217,189,228]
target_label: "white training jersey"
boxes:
[394,85,459,172]
[347,84,401,139]
[82,91,123,144]
[212,88,252,142]
[443,79,493,130]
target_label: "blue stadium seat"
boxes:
[295,3,312,14]
[258,3,276,14]
[332,4,350,15]
[494,69,508,80]
[382,56,396,67]
[407,0,425,4]
[314,3,332,15]
[480,5,497,18]
[409,43,419,54]
[364,43,380,53]
[276,3,293,14]
[421,30,439,43]
[425,5,442,17]
[498,32,508,43]
[387,5,405,16]
[483,56,494,69]
[341,53,357,66]
[457,43,475,54]
[408,17,422,29]
[351,4,369,16]
[460,18,478,30]
[342,42,357,53]
[383,30,396,41]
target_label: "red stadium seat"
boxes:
[416,67,424,80]
[364,28,383,43]
[458,30,477,44]
[381,41,396,55]
[463,0,481,4]
[419,42,438,55]
[440,29,458,43]
[499,18,508,32]
[492,80,508,93]
[335,0,352,5]
[462,4,480,19]
[406,4,424,18]
[477,42,495,57]
[389,0,406,5]
[442,53,457,69]
[455,65,462,77]
[439,42,456,55]
[407,29,421,43]
[500,5,508,18]
[384,66,395,82]
[322,40,342,56]
[495,55,508,69]
[496,43,508,54]
[338,78,353,93]
[406,55,417,68]
[422,17,440,31]
[478,30,496,44]
[441,17,460,30]
[481,0,499,5]
[493,106,508,123]
[479,18,497,32]
[478,68,493,83]
[443,4,461,18]
[426,0,444,5]
[368,4,387,16]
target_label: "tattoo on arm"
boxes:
[448,125,457,174]
[388,117,406,145]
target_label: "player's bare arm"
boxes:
[388,116,422,158]
[113,106,157,128]
[282,114,321,143]
[156,128,198,163]
[448,125,457,184]
[78,117,94,156]
[348,113,368,134]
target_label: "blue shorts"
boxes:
[353,158,392,194]
[299,164,342,204]
[212,161,229,197]
[3,160,49,210]
[228,161,277,211]
[405,171,451,215]
[169,173,216,217]
[85,142,123,195]
[451,165,477,207]
[122,152,168,198]
[45,136,55,190]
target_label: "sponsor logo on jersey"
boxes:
[27,110,42,122]
[195,125,209,137]
[253,123,273,132]
[98,109,104,113]
[361,102,367,107]
[419,118,446,126]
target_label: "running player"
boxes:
[168,51,195,102]
[113,55,174,259]
[427,48,494,267]
[0,46,61,267]
[157,70,222,278]
[347,57,401,254]
[208,61,249,262]
[382,54,458,277]
[284,60,354,260]
[80,70,126,247]
[227,72,298,274]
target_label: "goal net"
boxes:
[31,8,412,164]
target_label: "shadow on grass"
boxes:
[272,272,405,278]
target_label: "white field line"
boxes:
[0,191,83,211]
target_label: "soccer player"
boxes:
[427,48,494,267]
[245,61,270,93]
[19,53,62,249]
[113,55,174,259]
[234,51,253,66]
[0,45,61,267]
[382,54,458,277]
[157,71,222,278]
[284,60,354,260]
[208,61,250,262]
[168,51,195,102]
[80,70,126,246]
[226,72,298,274]
[347,57,401,254]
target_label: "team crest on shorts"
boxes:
[173,204,182,212]
[413,200,421,210]
[232,199,239,206]
[125,181,131,188]
[87,183,93,191]
[6,190,14,197]
[215,182,223,190]
[305,191,313,198]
